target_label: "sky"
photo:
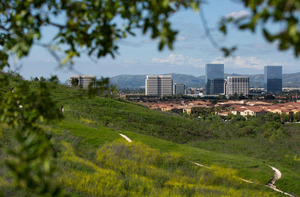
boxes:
[9,0,300,83]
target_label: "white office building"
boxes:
[225,76,249,97]
[69,75,95,88]
[145,75,173,97]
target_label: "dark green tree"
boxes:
[0,79,63,195]
[281,113,290,122]
[295,112,300,122]
[48,75,60,84]
[71,78,79,87]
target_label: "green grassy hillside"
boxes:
[0,115,279,196]
[52,82,300,196]
[0,74,298,196]
[189,125,300,195]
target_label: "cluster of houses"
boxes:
[141,100,300,117]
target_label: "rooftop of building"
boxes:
[227,76,250,78]
[146,75,172,78]
[69,75,95,78]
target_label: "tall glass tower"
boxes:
[205,64,224,95]
[264,66,282,94]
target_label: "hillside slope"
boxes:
[51,85,300,196]
[0,112,278,196]
[0,75,298,196]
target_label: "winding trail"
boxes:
[266,165,294,197]
[119,133,294,197]
[119,133,132,143]
[267,165,282,187]
[193,162,211,169]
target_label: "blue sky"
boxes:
[9,0,300,83]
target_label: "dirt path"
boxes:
[118,134,294,196]
[267,165,281,187]
[266,165,294,197]
[193,162,211,169]
[193,162,294,196]
[119,133,132,143]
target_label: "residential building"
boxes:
[181,106,192,115]
[173,83,185,95]
[68,75,95,88]
[226,76,250,97]
[205,64,224,95]
[145,75,173,97]
[264,66,282,94]
[240,107,267,117]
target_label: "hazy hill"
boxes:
[110,73,204,89]
[110,72,300,89]
[283,72,300,87]
[109,74,147,89]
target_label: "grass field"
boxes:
[0,117,280,196]
[189,131,300,195]
[52,84,299,196]
[57,116,273,185]
[0,76,298,196]
[53,117,279,196]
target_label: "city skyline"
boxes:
[143,64,281,95]
[7,0,300,83]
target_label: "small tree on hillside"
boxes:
[71,78,79,87]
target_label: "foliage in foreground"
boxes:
[0,72,63,196]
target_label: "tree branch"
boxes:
[199,6,220,49]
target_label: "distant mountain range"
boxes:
[109,72,300,89]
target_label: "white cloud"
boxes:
[225,10,250,20]
[151,54,203,68]
[211,56,288,70]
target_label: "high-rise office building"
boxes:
[173,83,185,95]
[264,66,282,94]
[145,75,173,97]
[68,75,95,88]
[225,76,249,97]
[205,64,224,95]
